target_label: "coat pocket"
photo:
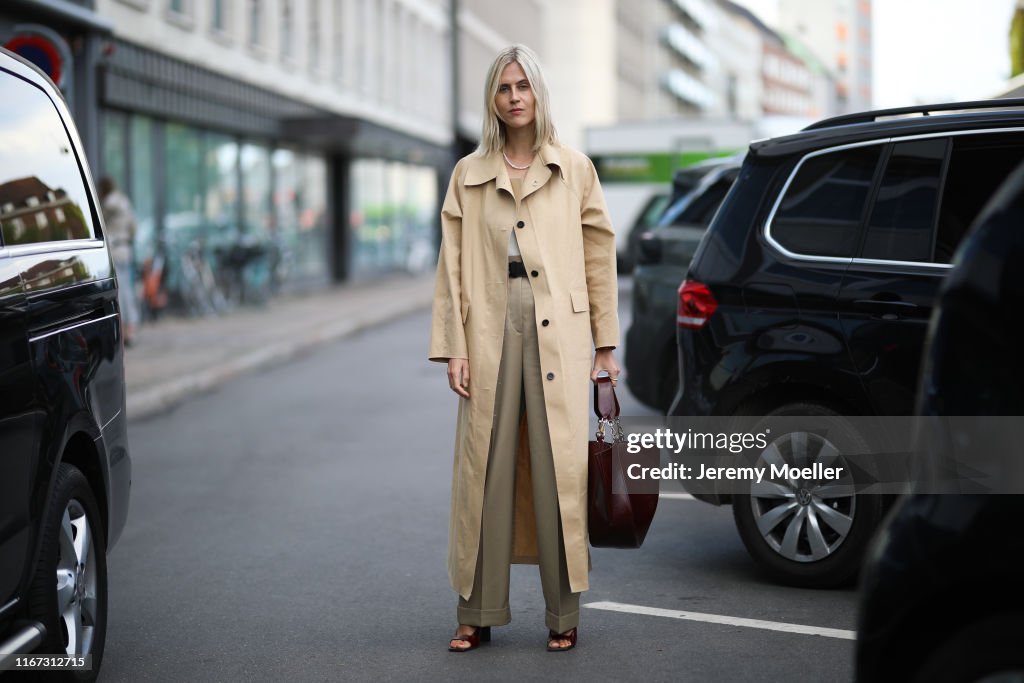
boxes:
[570,288,590,313]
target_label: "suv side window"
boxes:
[772,145,881,257]
[935,132,1024,263]
[0,70,95,247]
[861,138,948,262]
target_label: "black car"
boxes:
[856,160,1024,683]
[0,49,131,679]
[670,99,1024,587]
[620,190,670,274]
[625,157,740,412]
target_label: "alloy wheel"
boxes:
[748,431,857,563]
[55,499,98,656]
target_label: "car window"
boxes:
[0,70,95,247]
[860,138,948,262]
[672,169,739,227]
[640,193,670,227]
[935,132,1024,263]
[772,145,882,257]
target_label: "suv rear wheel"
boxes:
[28,463,107,682]
[731,403,884,587]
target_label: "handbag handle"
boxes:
[593,375,620,421]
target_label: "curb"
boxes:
[126,292,433,421]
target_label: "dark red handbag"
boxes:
[587,376,660,548]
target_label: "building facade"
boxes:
[2,0,544,306]
[776,0,871,112]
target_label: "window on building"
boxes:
[771,145,882,258]
[240,143,271,237]
[169,0,188,14]
[0,74,94,245]
[212,0,228,33]
[204,134,239,234]
[130,116,156,263]
[103,110,129,192]
[333,0,345,82]
[281,0,294,61]
[309,0,321,71]
[164,122,203,244]
[249,0,263,48]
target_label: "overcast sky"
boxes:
[731,0,1018,108]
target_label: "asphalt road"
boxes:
[101,282,858,682]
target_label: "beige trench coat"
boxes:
[428,142,619,600]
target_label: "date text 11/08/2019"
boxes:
[627,462,845,484]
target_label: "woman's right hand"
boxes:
[447,358,471,398]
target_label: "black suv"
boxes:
[0,49,131,679]
[670,99,1024,587]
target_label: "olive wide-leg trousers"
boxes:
[457,268,581,634]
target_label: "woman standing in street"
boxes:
[429,44,620,653]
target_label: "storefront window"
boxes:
[349,158,437,277]
[296,154,328,281]
[102,110,128,193]
[130,116,156,264]
[241,142,271,237]
[164,122,203,245]
[272,148,329,284]
[205,134,239,238]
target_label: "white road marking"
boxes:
[584,601,856,640]
[659,492,696,500]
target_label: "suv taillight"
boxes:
[677,279,717,329]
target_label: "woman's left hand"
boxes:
[591,347,621,385]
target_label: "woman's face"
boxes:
[494,61,536,132]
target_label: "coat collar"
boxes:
[463,143,563,199]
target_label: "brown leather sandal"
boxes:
[547,627,577,652]
[448,626,491,652]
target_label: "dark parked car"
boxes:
[670,98,1024,587]
[620,190,670,274]
[856,160,1024,683]
[625,157,740,412]
[0,49,131,680]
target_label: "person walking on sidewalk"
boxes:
[429,44,620,653]
[99,177,141,346]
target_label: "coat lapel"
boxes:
[462,143,564,201]
[520,143,562,201]
[463,152,512,198]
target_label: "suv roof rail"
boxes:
[803,98,1024,131]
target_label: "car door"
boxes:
[836,137,950,415]
[0,206,34,615]
[838,131,1024,414]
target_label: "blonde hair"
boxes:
[475,44,558,155]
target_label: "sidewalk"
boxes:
[125,274,435,420]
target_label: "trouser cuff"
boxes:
[545,607,580,634]
[457,605,512,627]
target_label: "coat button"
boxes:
[516,220,525,228]
[546,372,555,380]
[542,319,550,326]
[531,270,539,277]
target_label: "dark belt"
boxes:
[508,260,528,278]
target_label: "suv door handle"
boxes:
[853,299,918,308]
[853,297,918,320]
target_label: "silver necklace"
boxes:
[502,151,532,170]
